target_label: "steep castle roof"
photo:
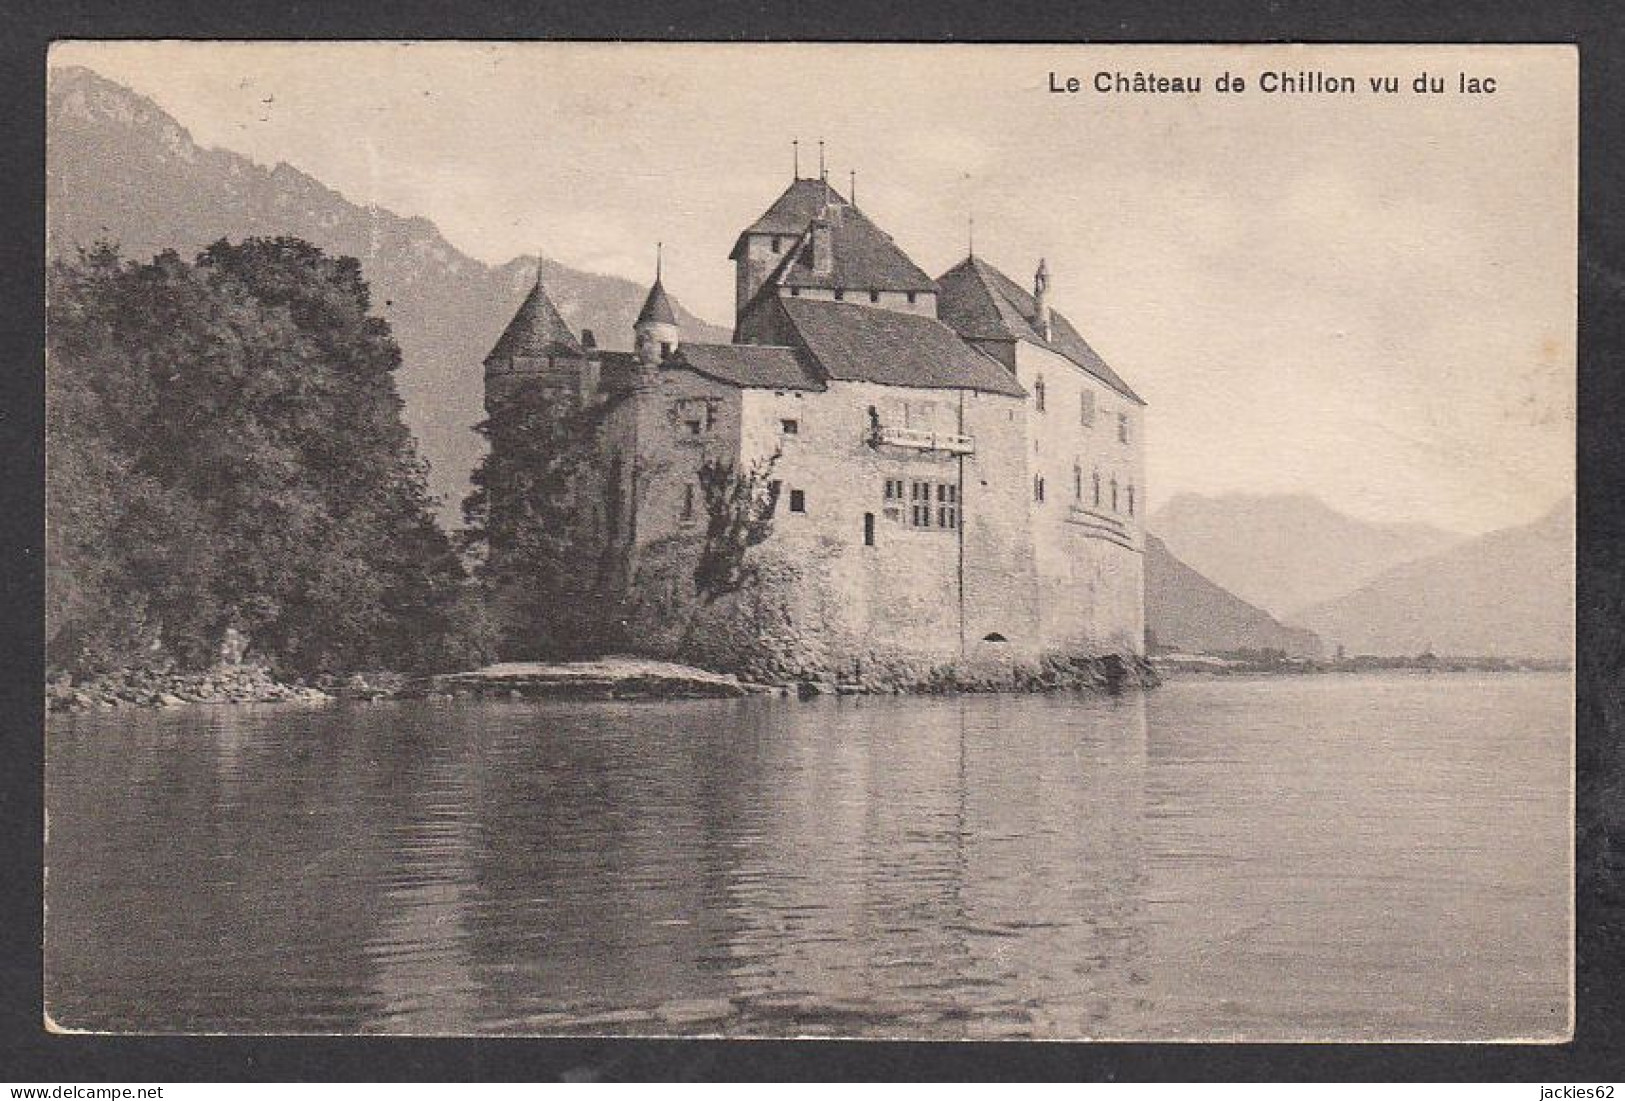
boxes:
[671,343,825,391]
[730,178,937,294]
[729,177,848,257]
[485,274,583,364]
[777,297,1026,398]
[775,204,938,294]
[636,277,677,326]
[937,256,1143,404]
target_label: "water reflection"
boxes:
[45,675,1569,1039]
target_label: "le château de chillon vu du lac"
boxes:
[478,163,1150,690]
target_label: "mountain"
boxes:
[46,65,731,524]
[1144,535,1322,658]
[1150,492,1465,620]
[1295,500,1574,659]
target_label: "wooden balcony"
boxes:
[871,424,976,455]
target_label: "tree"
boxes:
[461,381,628,659]
[46,238,489,676]
[693,452,781,601]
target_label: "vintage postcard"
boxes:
[43,42,1576,1040]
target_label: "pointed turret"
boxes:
[486,262,583,367]
[484,259,592,411]
[1033,257,1052,341]
[636,276,677,327]
[634,245,679,367]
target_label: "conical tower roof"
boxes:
[485,267,583,365]
[636,277,677,327]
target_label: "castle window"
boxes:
[906,480,958,529]
[1093,471,1101,507]
[906,292,917,305]
[1074,463,1083,500]
[681,483,696,520]
[1034,474,1046,503]
[771,236,783,253]
[1111,476,1119,512]
[936,483,959,530]
[1127,483,1136,516]
[864,512,876,546]
[676,397,713,436]
[790,287,801,297]
[781,418,799,435]
[834,289,845,301]
[1118,412,1130,444]
[869,290,880,303]
[1034,376,1046,412]
[1080,390,1096,427]
[910,481,933,528]
[789,488,806,513]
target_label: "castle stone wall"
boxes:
[1013,341,1147,655]
[776,287,938,318]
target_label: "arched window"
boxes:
[1111,476,1119,512]
[1073,463,1083,500]
[1034,376,1047,412]
[1092,471,1101,507]
[1127,484,1136,516]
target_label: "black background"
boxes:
[3,0,1621,1082]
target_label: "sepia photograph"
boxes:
[42,41,1576,1042]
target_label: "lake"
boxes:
[44,672,1571,1040]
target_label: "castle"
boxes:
[483,170,1146,679]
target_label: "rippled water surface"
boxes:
[46,673,1571,1039]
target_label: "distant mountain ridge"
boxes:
[47,65,730,523]
[1151,492,1465,619]
[1144,535,1322,658]
[1296,499,1574,659]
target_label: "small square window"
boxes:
[834,289,845,301]
[660,341,673,358]
[790,287,801,297]
[789,488,806,513]
[770,236,782,254]
[781,418,799,435]
[906,291,917,304]
[869,290,880,303]
[685,419,702,435]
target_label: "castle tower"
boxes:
[1033,257,1052,341]
[634,245,679,369]
[484,258,587,410]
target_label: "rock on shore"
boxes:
[400,658,756,701]
[46,665,330,712]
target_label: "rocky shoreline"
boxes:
[48,651,1158,712]
[46,664,332,712]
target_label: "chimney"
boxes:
[1033,258,1052,341]
[810,216,834,276]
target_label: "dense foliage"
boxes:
[461,381,628,659]
[46,239,492,676]
[694,453,781,602]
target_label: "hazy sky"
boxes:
[52,42,1576,535]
